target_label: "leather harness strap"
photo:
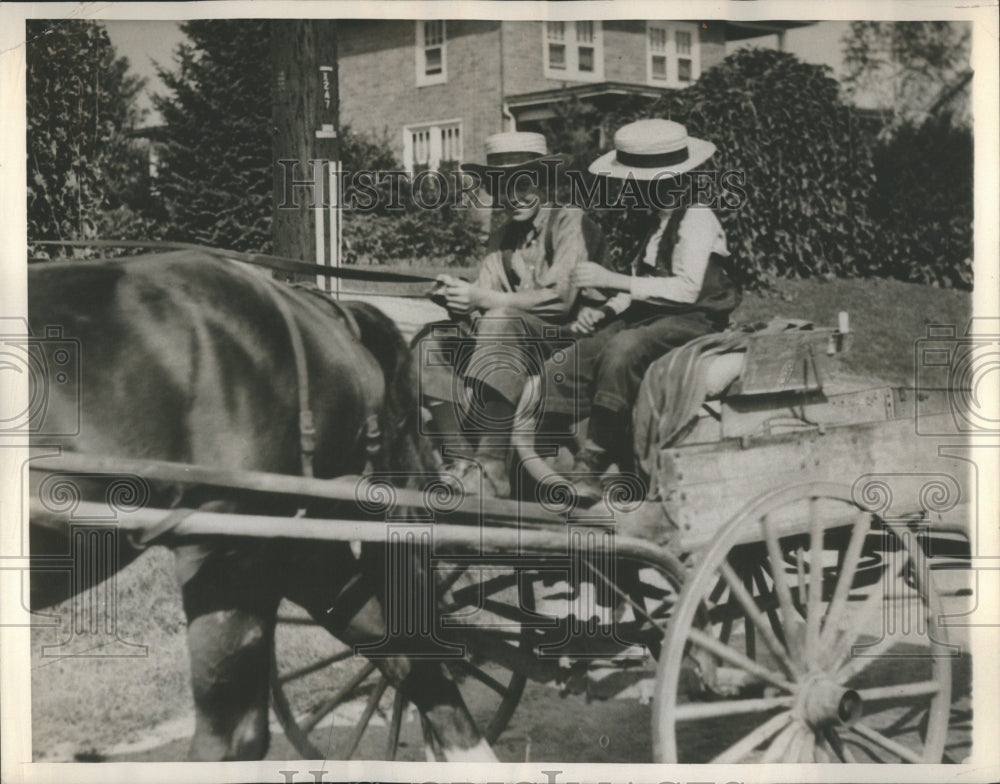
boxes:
[31,239,439,286]
[262,279,382,481]
[264,281,319,479]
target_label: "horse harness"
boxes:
[262,278,382,480]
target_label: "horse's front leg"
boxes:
[174,502,280,760]
[285,542,497,762]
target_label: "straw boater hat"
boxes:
[589,119,715,180]
[461,131,570,179]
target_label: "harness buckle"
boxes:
[300,409,317,457]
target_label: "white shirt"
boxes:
[629,208,730,305]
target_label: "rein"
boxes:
[29,239,440,287]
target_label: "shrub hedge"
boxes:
[541,48,972,291]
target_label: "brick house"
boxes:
[337,20,811,172]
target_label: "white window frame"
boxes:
[646,21,700,87]
[403,119,463,174]
[543,21,604,82]
[416,20,447,86]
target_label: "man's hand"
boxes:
[439,274,487,313]
[570,306,607,335]
[571,261,619,290]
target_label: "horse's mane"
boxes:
[341,300,439,484]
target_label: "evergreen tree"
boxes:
[153,20,273,252]
[26,19,154,253]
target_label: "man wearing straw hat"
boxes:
[549,118,742,502]
[418,131,617,498]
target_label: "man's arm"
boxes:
[628,209,726,303]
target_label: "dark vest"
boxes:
[625,206,741,326]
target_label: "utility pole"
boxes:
[271,21,340,291]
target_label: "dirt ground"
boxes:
[29,548,975,765]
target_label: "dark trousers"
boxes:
[542,309,718,461]
[416,306,575,408]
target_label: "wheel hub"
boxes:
[799,676,862,728]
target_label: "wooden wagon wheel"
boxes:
[269,562,531,760]
[653,482,953,763]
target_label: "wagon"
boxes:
[28,257,973,764]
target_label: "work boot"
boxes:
[441,456,510,499]
[568,444,610,506]
[476,456,511,499]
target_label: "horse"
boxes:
[27,250,495,761]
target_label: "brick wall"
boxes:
[604,21,647,84]
[337,20,503,165]
[699,21,727,71]
[338,19,733,160]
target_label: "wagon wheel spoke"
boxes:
[708,574,728,605]
[302,661,377,735]
[855,681,943,702]
[822,726,856,762]
[817,510,872,651]
[794,547,808,614]
[276,648,355,685]
[582,559,672,637]
[717,561,800,679]
[827,535,910,675]
[419,711,440,761]
[761,516,804,664]
[711,710,793,763]
[740,565,757,660]
[452,657,511,696]
[654,485,953,765]
[718,615,733,645]
[673,694,795,722]
[761,720,803,762]
[805,497,825,666]
[751,566,786,648]
[341,674,390,760]
[385,688,406,760]
[849,721,926,763]
[686,627,794,693]
[798,726,817,762]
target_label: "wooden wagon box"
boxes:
[622,387,973,553]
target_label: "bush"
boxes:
[869,113,972,288]
[539,48,971,291]
[341,163,487,267]
[339,130,486,266]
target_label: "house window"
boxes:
[646,22,700,87]
[403,120,462,173]
[416,20,447,86]
[676,30,693,82]
[544,21,603,81]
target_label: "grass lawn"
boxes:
[731,277,972,385]
[345,268,972,386]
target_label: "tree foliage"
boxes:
[152,20,274,252]
[870,112,973,288]
[26,20,155,253]
[842,21,971,131]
